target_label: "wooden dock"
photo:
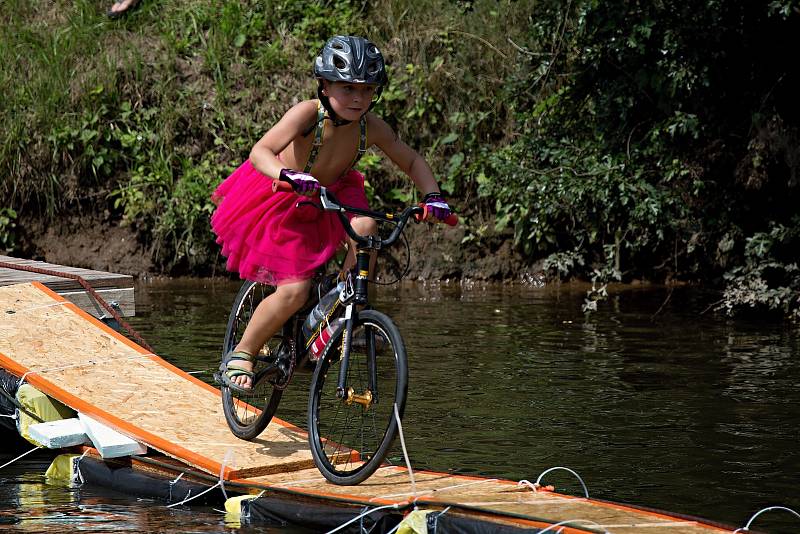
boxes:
[0,281,736,533]
[0,255,134,318]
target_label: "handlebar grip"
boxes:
[443,213,459,226]
[272,179,294,193]
[414,205,459,226]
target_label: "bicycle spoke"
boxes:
[309,311,408,484]
[220,281,284,441]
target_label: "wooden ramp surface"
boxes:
[0,255,134,317]
[242,467,733,533]
[0,282,733,533]
[0,282,313,478]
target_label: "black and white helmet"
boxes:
[314,35,388,87]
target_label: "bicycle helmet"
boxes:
[314,35,388,124]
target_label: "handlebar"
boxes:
[272,178,458,250]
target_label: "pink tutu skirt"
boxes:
[210,160,370,285]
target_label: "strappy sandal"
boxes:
[215,350,255,394]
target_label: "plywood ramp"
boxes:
[0,282,313,478]
[240,466,732,533]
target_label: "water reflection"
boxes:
[2,280,798,532]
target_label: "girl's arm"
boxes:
[368,115,441,196]
[249,100,318,178]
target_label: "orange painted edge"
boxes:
[0,348,233,477]
[30,282,301,432]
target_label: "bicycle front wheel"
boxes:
[308,309,408,485]
[220,281,285,441]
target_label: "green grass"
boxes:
[0,0,528,266]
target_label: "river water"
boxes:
[2,279,798,532]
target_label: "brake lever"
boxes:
[319,187,343,212]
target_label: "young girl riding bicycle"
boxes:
[211,35,452,393]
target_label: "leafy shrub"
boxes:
[720,220,800,319]
[0,208,17,253]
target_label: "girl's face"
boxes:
[322,81,378,121]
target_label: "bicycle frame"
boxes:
[271,177,455,404]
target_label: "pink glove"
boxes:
[422,192,451,221]
[279,168,320,196]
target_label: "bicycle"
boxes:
[217,177,457,485]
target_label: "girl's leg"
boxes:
[229,279,311,389]
[343,216,378,274]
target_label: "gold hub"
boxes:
[344,387,373,408]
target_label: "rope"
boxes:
[393,402,416,498]
[375,477,500,502]
[537,518,612,533]
[74,449,90,484]
[535,466,590,499]
[0,385,43,423]
[0,446,41,470]
[0,260,153,352]
[218,448,235,501]
[165,449,233,508]
[733,506,800,533]
[166,481,222,508]
[14,353,149,389]
[323,503,399,534]
[168,472,184,502]
[429,506,451,533]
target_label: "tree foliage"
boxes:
[1,0,799,317]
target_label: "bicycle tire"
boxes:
[307,309,408,485]
[220,280,285,441]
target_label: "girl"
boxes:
[211,35,451,393]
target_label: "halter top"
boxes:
[303,101,368,174]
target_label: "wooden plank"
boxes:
[28,418,90,448]
[79,413,148,458]
[0,255,134,317]
[0,255,133,291]
[58,288,135,318]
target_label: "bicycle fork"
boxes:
[336,249,379,408]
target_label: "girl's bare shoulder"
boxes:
[365,112,396,145]
[280,99,319,124]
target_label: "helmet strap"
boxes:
[366,85,384,112]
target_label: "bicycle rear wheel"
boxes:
[220,281,286,441]
[308,309,408,485]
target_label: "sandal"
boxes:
[215,350,255,394]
